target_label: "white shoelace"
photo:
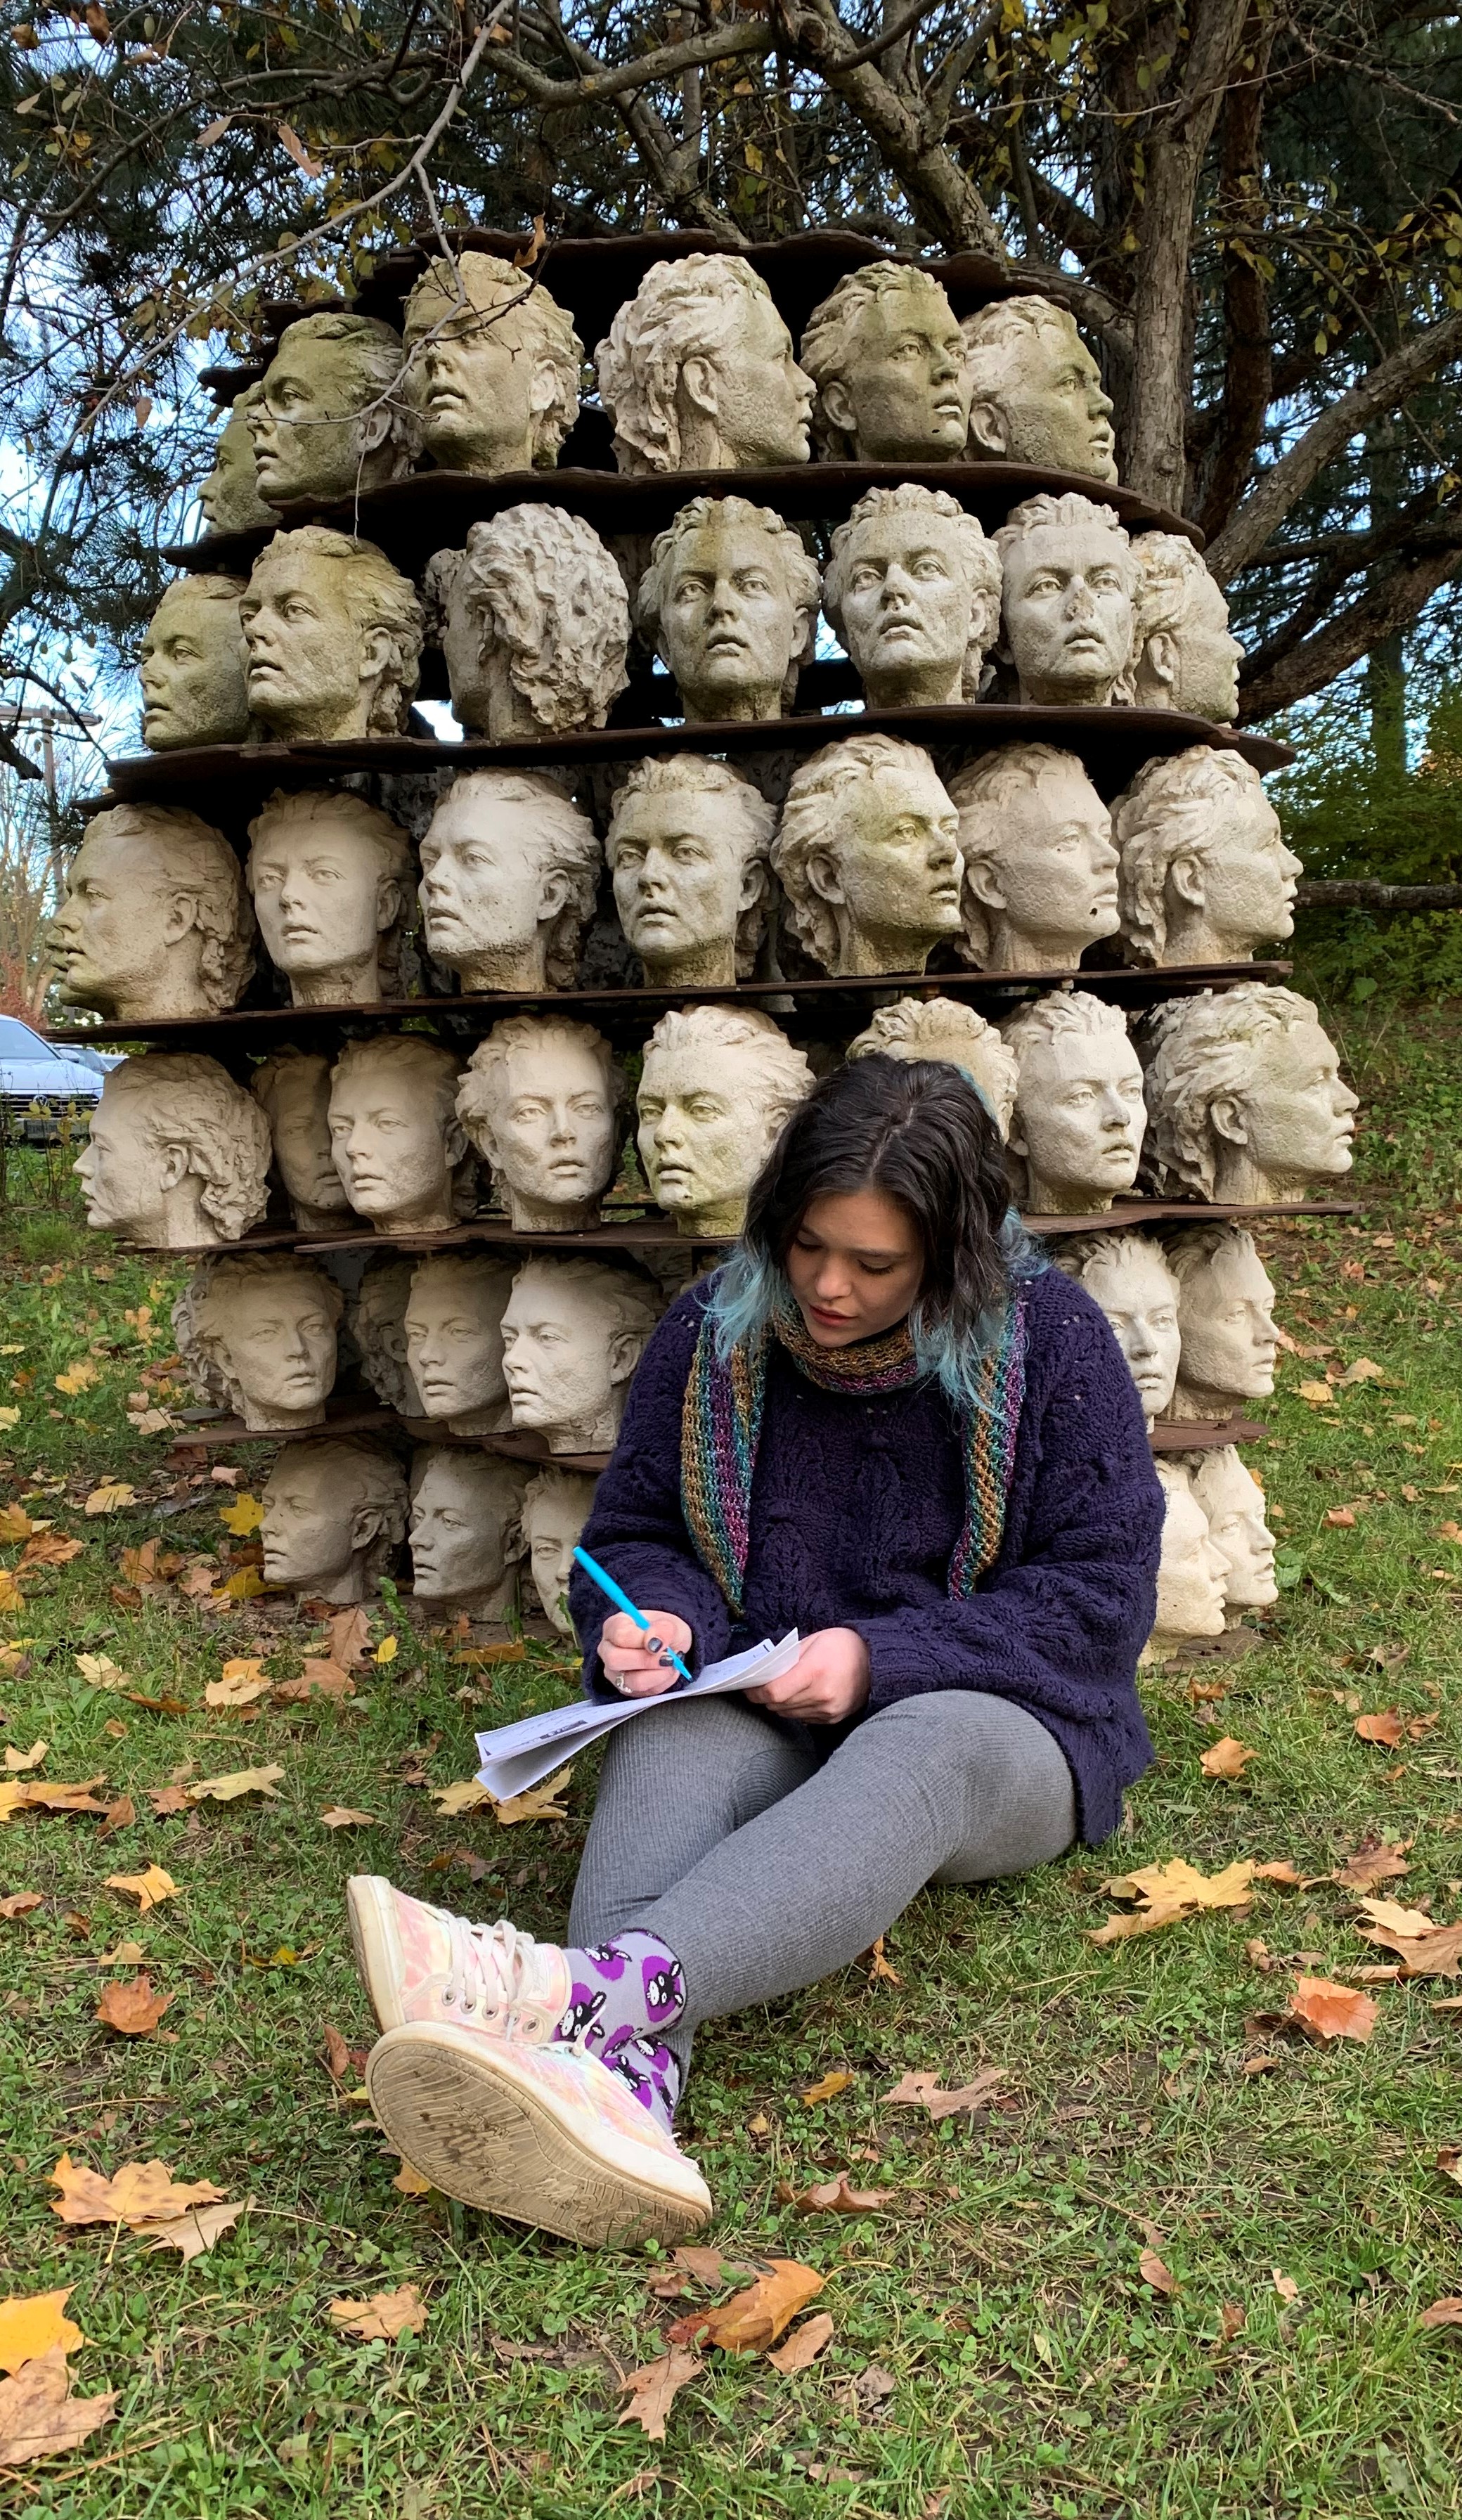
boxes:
[439,1911,538,2027]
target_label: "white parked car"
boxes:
[0,1016,115,1141]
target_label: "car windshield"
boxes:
[0,1018,59,1061]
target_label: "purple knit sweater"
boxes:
[569,1265,1162,1844]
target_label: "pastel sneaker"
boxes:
[365,2022,713,2247]
[347,1877,571,2041]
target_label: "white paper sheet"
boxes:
[474,1631,802,1803]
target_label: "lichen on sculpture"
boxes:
[74,1053,272,1248]
[947,744,1120,974]
[457,1016,623,1232]
[247,311,417,505]
[1142,984,1357,1203]
[1113,750,1300,967]
[799,263,971,461]
[139,576,250,750]
[822,484,1002,709]
[328,1035,468,1235]
[1184,1445,1278,1610]
[1146,1459,1228,1658]
[408,1447,530,1617]
[962,295,1118,481]
[773,733,963,978]
[245,789,415,1007]
[259,1436,408,1603]
[423,506,629,737]
[1054,1230,1181,1426]
[173,1251,343,1431]
[1163,1224,1279,1420]
[51,804,254,1022]
[418,769,600,993]
[522,1466,599,1638]
[846,998,1018,1138]
[606,755,774,989]
[595,254,814,474]
[1130,534,1243,721]
[1001,990,1147,1213]
[636,496,820,723]
[240,528,424,742]
[401,251,583,476]
[349,1253,425,1417]
[199,385,276,534]
[252,1046,353,1232]
[403,1251,518,1437]
[637,1004,814,1238]
[994,492,1137,707]
[500,1257,662,1454]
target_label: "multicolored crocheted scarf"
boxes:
[680,1281,1028,1616]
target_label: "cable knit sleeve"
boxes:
[569,1284,737,1698]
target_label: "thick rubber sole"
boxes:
[365,2022,713,2249]
[347,1875,404,2033]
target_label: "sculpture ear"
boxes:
[357,399,394,457]
[348,1501,384,1554]
[1147,629,1179,692]
[375,876,403,936]
[679,353,719,422]
[819,375,855,438]
[967,397,1009,457]
[739,857,769,915]
[359,623,394,683]
[156,1139,190,1194]
[443,1111,469,1169]
[606,1327,643,1385]
[537,866,572,924]
[529,356,558,422]
[964,857,1007,913]
[1168,847,1207,911]
[805,844,845,908]
[1208,1090,1249,1151]
[788,604,813,662]
[160,893,198,945]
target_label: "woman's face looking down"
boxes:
[784,1188,924,1348]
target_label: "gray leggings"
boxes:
[567,1690,1075,2076]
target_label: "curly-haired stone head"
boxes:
[1142,984,1357,1203]
[948,744,1119,974]
[823,484,1002,709]
[251,1046,352,1232]
[402,252,583,475]
[501,1257,662,1454]
[403,1251,518,1437]
[1054,1229,1180,1425]
[1113,750,1300,967]
[607,755,774,990]
[349,1253,425,1416]
[1000,990,1146,1213]
[139,576,250,751]
[637,496,819,723]
[200,385,276,534]
[51,803,254,1023]
[595,254,814,474]
[1147,1459,1228,1654]
[847,996,1018,1138]
[457,1015,622,1232]
[962,295,1117,480]
[773,733,963,978]
[247,311,417,506]
[240,528,424,742]
[799,263,970,462]
[328,1035,467,1235]
[245,789,415,1009]
[994,492,1137,706]
[522,1465,599,1637]
[638,1004,814,1239]
[1163,1224,1279,1419]
[260,1437,408,1603]
[423,506,629,738]
[408,1447,530,1616]
[1130,534,1243,721]
[173,1251,342,1431]
[420,770,600,993]
[73,1053,272,1248]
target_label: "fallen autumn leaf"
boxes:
[0,2290,82,2377]
[0,2347,117,2467]
[1288,1975,1378,2043]
[616,2345,701,2440]
[327,2284,427,2341]
[95,1972,173,2036]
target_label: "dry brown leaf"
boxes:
[0,1892,41,1920]
[2,1739,46,1773]
[1139,2247,1177,2296]
[104,1863,176,1913]
[1323,1506,1356,1529]
[693,2261,825,2354]
[1435,2146,1462,2188]
[1272,2269,1301,2304]
[866,1935,900,1984]
[1418,2296,1462,2330]
[205,1672,270,1709]
[391,2162,433,2197]
[96,1972,172,2036]
[326,2283,427,2341]
[323,1605,372,1667]
[1200,1736,1258,1781]
[83,1482,135,1517]
[492,1768,573,1826]
[881,2066,1004,2119]
[273,1657,355,1704]
[0,1505,32,1541]
[616,2345,701,2440]
[1,1775,109,1824]
[188,1764,283,1804]
[1252,1861,1304,1885]
[798,2069,855,2105]
[1296,1378,1334,1406]
[48,2154,225,2228]
[1336,1355,1387,1386]
[0,1570,25,1613]
[1090,1856,1255,1941]
[1356,1894,1437,1937]
[672,2246,743,2285]
[0,2289,82,2377]
[767,2312,835,2374]
[145,1785,190,1816]
[0,2348,117,2467]
[96,1795,134,1842]
[1355,1710,1406,1747]
[1218,2301,1246,2341]
[1288,1975,1378,2043]
[75,1653,129,1691]
[18,1532,82,1572]
[320,1805,375,1828]
[140,2198,247,2261]
[779,2175,894,2218]
[1357,1914,1462,1977]
[1334,1840,1411,1891]
[429,1778,489,1817]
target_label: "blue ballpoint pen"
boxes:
[572,1546,694,1684]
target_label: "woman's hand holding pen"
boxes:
[598,1610,692,1696]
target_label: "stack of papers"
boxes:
[474,1631,801,1802]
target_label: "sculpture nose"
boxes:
[1065,579,1096,621]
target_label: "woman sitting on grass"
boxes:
[347,1054,1163,2244]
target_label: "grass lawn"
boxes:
[1,1010,1461,2519]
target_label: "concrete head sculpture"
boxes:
[847,997,1018,1138]
[948,744,1120,974]
[638,1004,814,1237]
[327,1035,467,1234]
[74,1052,272,1248]
[52,804,254,1023]
[774,733,963,978]
[245,789,415,1007]
[251,1045,353,1232]
[607,755,773,988]
[1163,1224,1279,1419]
[501,1256,662,1454]
[174,1251,342,1431]
[240,528,423,742]
[823,484,1002,709]
[140,576,250,750]
[259,1436,408,1603]
[403,1251,517,1436]
[1001,990,1146,1213]
[522,1465,599,1638]
[596,254,814,474]
[402,251,582,474]
[422,506,629,739]
[1148,1460,1228,1653]
[457,1016,622,1232]
[200,385,276,534]
[1113,751,1300,967]
[1130,534,1243,721]
[349,1253,425,1416]
[1143,984,1357,1203]
[962,295,1117,480]
[994,493,1137,706]
[1187,1445,1277,1609]
[800,263,970,462]
[419,770,600,993]
[408,1447,529,1616]
[247,311,416,505]
[637,496,819,723]
[1054,1229,1181,1425]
